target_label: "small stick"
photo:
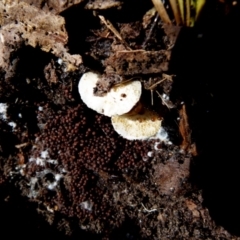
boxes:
[145,77,170,106]
[112,76,138,88]
[142,13,159,49]
[151,0,171,24]
[98,15,131,50]
[145,77,168,91]
[151,90,154,106]
[169,0,182,25]
[15,142,29,148]
[162,73,175,81]
[141,203,157,213]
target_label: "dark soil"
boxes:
[1,1,240,239]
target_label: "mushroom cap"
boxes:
[78,72,142,117]
[111,109,162,140]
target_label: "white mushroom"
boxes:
[78,72,142,117]
[111,108,162,140]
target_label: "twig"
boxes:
[15,142,29,148]
[141,203,157,213]
[145,77,168,91]
[151,0,171,24]
[98,15,131,50]
[169,0,182,25]
[112,76,139,88]
[151,90,154,106]
[145,76,173,106]
[142,13,159,49]
[162,73,175,81]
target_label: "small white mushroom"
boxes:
[78,72,142,117]
[111,108,162,140]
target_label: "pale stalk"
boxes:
[177,0,184,25]
[186,0,191,26]
[152,0,171,24]
[190,0,196,26]
[169,0,182,25]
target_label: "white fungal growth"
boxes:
[29,157,44,166]
[55,173,62,181]
[41,150,49,159]
[154,127,169,141]
[29,149,57,167]
[47,159,58,164]
[57,58,63,65]
[47,181,58,190]
[147,151,154,157]
[80,200,93,212]
[28,177,39,198]
[154,142,161,150]
[8,121,16,129]
[0,103,7,120]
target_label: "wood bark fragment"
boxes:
[179,104,197,155]
[104,50,170,75]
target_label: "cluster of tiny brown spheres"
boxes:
[25,102,154,229]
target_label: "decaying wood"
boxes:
[179,104,197,155]
[104,50,170,75]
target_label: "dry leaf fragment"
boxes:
[21,0,84,14]
[0,0,82,72]
[185,199,200,218]
[85,0,122,10]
